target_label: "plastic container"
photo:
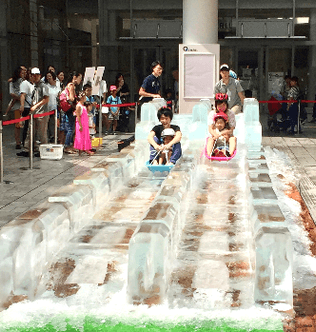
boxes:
[39,144,63,160]
[91,137,103,147]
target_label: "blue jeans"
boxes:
[149,136,182,164]
[288,103,298,132]
[64,113,75,147]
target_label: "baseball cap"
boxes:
[229,69,237,79]
[31,67,41,75]
[110,85,117,91]
[213,112,228,122]
[220,64,230,71]
[161,128,176,137]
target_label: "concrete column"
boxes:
[98,0,109,68]
[183,0,218,45]
[0,1,9,113]
[308,9,316,100]
[91,19,98,66]
[30,0,38,66]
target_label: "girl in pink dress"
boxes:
[74,91,94,155]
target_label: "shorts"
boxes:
[108,112,119,120]
[230,104,242,114]
[10,109,23,128]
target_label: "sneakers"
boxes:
[213,148,220,156]
[17,151,40,157]
[17,151,29,157]
[213,148,227,157]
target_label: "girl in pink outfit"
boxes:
[74,91,94,155]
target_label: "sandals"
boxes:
[65,148,77,154]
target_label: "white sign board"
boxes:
[83,67,95,86]
[183,53,215,99]
[268,72,284,95]
[92,66,105,95]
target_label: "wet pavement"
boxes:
[0,124,133,227]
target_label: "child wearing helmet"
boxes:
[207,110,237,157]
[158,128,177,164]
[207,93,236,144]
[148,107,182,165]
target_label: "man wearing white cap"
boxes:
[214,64,245,114]
[17,67,49,157]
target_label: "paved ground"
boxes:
[0,124,133,228]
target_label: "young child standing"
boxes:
[207,112,236,157]
[83,83,97,137]
[106,85,122,134]
[74,91,94,155]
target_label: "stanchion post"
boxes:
[99,92,102,140]
[0,120,3,183]
[29,113,34,169]
[298,100,301,133]
[54,109,58,144]
[135,102,138,127]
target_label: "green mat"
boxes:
[1,317,284,332]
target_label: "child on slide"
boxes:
[147,107,182,165]
[157,128,180,165]
[207,112,236,157]
[207,93,237,157]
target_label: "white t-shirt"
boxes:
[99,80,108,96]
[9,79,23,110]
[20,80,34,108]
[46,83,61,110]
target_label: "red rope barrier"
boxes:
[258,100,297,104]
[3,115,30,126]
[3,110,55,126]
[301,100,316,104]
[34,110,55,118]
[101,102,137,108]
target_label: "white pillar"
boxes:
[183,0,218,45]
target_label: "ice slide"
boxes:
[0,98,292,330]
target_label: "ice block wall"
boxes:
[243,98,262,151]
[0,144,143,308]
[248,151,293,311]
[135,99,166,141]
[127,148,199,305]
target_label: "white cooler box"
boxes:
[39,144,63,160]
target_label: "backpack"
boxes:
[59,88,73,114]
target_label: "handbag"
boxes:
[102,106,109,114]
[59,88,73,115]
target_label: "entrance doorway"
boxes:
[131,45,179,103]
[237,49,260,99]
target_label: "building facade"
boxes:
[1,0,316,111]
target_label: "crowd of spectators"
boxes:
[3,65,133,157]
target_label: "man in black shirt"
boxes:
[139,61,163,103]
[147,107,182,165]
